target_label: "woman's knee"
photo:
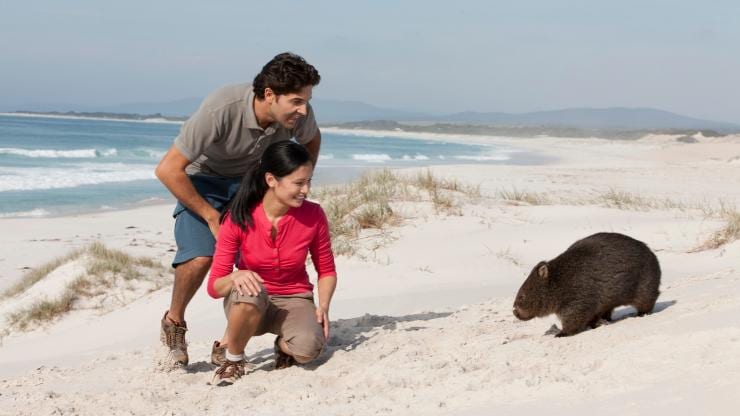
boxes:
[227,285,269,314]
[285,331,326,363]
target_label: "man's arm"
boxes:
[303,129,321,167]
[155,144,221,237]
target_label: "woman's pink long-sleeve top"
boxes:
[207,200,337,298]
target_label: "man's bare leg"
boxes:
[167,256,212,324]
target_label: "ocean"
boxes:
[0,114,546,217]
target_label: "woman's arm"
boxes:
[208,215,242,298]
[209,214,265,298]
[315,275,336,339]
[309,206,338,338]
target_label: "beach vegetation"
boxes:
[675,135,698,144]
[7,291,78,331]
[0,248,87,300]
[413,169,481,199]
[495,247,522,266]
[4,243,167,331]
[312,169,480,256]
[496,188,549,205]
[599,188,653,210]
[85,242,162,281]
[697,206,740,250]
[596,188,688,211]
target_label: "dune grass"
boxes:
[697,207,740,250]
[496,187,549,205]
[313,169,480,256]
[85,242,162,281]
[4,242,167,331]
[7,291,79,331]
[1,248,87,301]
[597,188,689,211]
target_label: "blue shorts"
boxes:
[171,174,241,268]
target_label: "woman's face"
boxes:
[266,162,314,209]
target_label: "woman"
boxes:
[207,140,337,385]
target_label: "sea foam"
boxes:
[352,154,392,162]
[0,163,156,192]
[0,148,117,158]
[453,154,510,161]
[0,208,51,218]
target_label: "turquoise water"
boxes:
[0,114,545,217]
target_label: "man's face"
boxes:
[268,85,313,129]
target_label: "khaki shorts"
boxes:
[223,287,325,360]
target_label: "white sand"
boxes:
[1,132,739,415]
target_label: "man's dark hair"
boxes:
[252,52,320,100]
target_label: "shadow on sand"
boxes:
[611,299,677,321]
[241,311,453,373]
[543,299,678,337]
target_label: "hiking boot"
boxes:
[274,336,296,370]
[160,311,189,367]
[211,341,226,366]
[211,359,246,386]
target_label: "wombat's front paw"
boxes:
[590,318,611,329]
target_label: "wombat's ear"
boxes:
[537,263,549,280]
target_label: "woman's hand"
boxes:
[230,270,264,296]
[315,306,330,339]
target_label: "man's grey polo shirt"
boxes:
[174,83,319,177]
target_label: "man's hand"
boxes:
[230,270,264,296]
[155,145,218,230]
[315,306,330,339]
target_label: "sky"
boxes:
[1,0,738,123]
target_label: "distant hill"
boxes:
[6,97,423,123]
[438,107,740,131]
[310,99,427,123]
[7,98,739,132]
[325,120,731,140]
[4,99,201,118]
[97,98,202,117]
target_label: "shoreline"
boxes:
[322,126,561,144]
[0,196,176,220]
[0,112,185,125]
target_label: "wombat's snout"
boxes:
[513,306,530,320]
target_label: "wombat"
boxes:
[513,232,661,337]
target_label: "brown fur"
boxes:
[513,232,661,337]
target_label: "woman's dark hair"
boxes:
[252,52,321,100]
[222,140,312,230]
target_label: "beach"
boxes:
[1,131,739,415]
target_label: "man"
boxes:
[155,52,322,367]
